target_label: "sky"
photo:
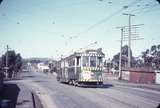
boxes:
[0,0,160,60]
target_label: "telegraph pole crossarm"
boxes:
[116,13,144,79]
[123,13,135,68]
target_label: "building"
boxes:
[37,62,50,73]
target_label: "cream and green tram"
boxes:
[56,48,105,85]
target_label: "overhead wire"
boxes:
[56,0,144,57]
[69,0,142,40]
[131,3,159,14]
[134,4,160,14]
[130,4,151,13]
[62,0,143,56]
[62,0,143,54]
[126,0,160,14]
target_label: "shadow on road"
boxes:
[33,80,46,83]
[102,84,114,88]
[79,84,114,88]
[22,75,36,79]
[0,83,20,108]
[60,82,114,88]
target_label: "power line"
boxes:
[131,4,153,13]
[50,1,143,48]
[70,0,142,40]
[135,4,160,14]
[127,0,160,14]
[60,0,143,58]
[71,8,125,39]
[117,23,143,69]
[123,13,135,68]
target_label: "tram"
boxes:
[56,48,105,86]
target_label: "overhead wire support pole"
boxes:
[5,45,9,78]
[119,28,123,80]
[117,23,143,74]
[123,13,135,68]
[116,26,126,80]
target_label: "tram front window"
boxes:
[83,56,89,67]
[90,56,96,67]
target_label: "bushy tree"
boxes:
[141,44,160,69]
[14,54,22,74]
[1,50,22,78]
[112,45,134,69]
[113,44,160,70]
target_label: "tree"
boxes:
[140,44,160,69]
[157,45,160,50]
[14,54,22,76]
[134,59,143,67]
[112,45,133,69]
[151,45,157,55]
[1,50,22,78]
[112,53,120,69]
[112,44,160,70]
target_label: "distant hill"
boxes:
[23,57,57,63]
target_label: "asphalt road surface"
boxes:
[20,71,160,108]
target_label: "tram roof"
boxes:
[60,48,105,61]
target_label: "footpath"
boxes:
[0,81,43,108]
[106,80,160,91]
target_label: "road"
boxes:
[20,71,160,108]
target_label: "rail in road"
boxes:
[20,71,160,108]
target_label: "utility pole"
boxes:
[116,28,124,80]
[5,45,9,78]
[116,27,124,80]
[123,13,135,68]
[119,28,123,79]
[117,23,143,79]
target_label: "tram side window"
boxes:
[69,60,72,66]
[97,57,103,67]
[90,56,96,67]
[83,56,89,67]
[68,59,75,66]
[76,56,80,66]
[73,60,75,66]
